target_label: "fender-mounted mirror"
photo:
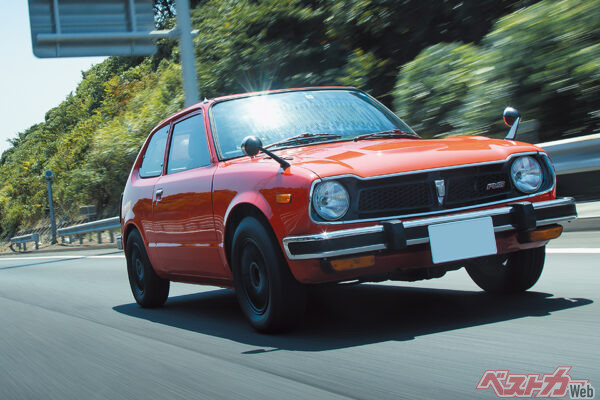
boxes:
[240,136,290,170]
[503,107,520,127]
[503,107,521,140]
[241,136,263,157]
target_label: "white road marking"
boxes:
[546,248,600,254]
[0,255,125,261]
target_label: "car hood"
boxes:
[276,136,543,178]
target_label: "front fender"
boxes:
[212,161,319,270]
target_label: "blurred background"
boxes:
[0,0,598,239]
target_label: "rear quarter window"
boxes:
[139,125,169,178]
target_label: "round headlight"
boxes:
[312,181,349,221]
[510,156,543,193]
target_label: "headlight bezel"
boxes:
[510,155,544,194]
[311,180,350,221]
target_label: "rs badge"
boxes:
[486,181,506,190]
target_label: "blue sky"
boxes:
[0,2,106,155]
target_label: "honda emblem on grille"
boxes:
[434,179,446,206]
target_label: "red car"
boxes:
[118,87,577,332]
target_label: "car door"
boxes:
[134,124,169,268]
[152,111,225,278]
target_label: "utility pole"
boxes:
[175,0,200,107]
[45,170,58,244]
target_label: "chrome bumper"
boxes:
[283,197,577,260]
[116,234,123,250]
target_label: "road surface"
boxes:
[0,231,598,399]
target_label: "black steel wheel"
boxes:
[239,240,270,315]
[231,216,306,333]
[466,246,546,293]
[126,229,169,307]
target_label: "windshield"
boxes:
[210,89,415,159]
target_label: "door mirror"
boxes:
[503,107,520,127]
[241,136,263,157]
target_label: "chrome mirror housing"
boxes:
[503,107,521,140]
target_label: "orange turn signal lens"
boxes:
[525,224,563,242]
[276,194,292,204]
[330,255,375,272]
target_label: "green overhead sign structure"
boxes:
[28,0,158,57]
[28,0,199,106]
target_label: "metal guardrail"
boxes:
[10,233,40,251]
[57,216,120,244]
[537,133,600,175]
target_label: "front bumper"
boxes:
[283,197,577,260]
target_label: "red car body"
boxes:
[119,87,576,331]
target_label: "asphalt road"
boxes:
[0,231,598,400]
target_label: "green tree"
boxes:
[326,0,539,105]
[394,0,600,141]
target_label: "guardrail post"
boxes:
[97,231,102,244]
[109,231,114,243]
[44,170,58,244]
[23,242,27,251]
[79,235,83,245]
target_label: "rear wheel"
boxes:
[126,230,169,307]
[231,217,306,332]
[466,246,545,293]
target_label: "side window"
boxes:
[139,125,169,178]
[167,113,211,174]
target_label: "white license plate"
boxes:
[428,216,497,264]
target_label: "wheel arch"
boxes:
[122,221,144,256]
[224,203,282,272]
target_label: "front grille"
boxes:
[313,155,553,222]
[359,182,433,213]
[354,166,513,219]
[446,172,511,206]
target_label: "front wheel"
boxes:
[466,246,545,293]
[231,217,306,333]
[126,230,170,307]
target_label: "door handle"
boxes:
[155,189,163,199]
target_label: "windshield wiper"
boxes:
[353,129,420,141]
[265,132,342,149]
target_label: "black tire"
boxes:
[466,246,546,293]
[231,216,307,333]
[126,230,170,307]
